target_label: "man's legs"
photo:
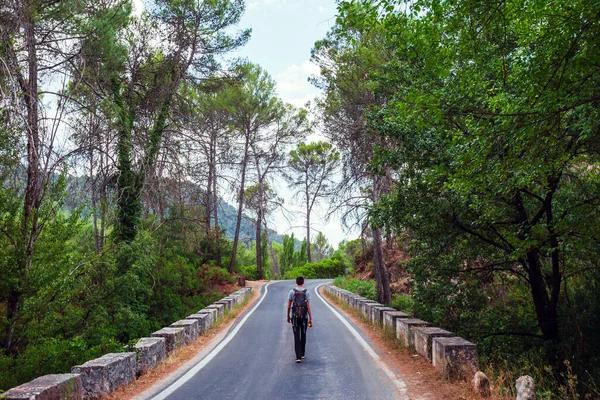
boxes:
[300,318,307,357]
[292,317,307,360]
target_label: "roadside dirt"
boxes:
[355,242,413,295]
[103,280,266,400]
[320,286,482,400]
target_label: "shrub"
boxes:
[283,258,346,280]
[332,276,377,301]
[239,265,270,281]
[391,293,415,314]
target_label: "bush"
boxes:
[332,276,377,301]
[391,293,415,314]
[0,337,121,391]
[283,258,346,280]
[239,265,270,281]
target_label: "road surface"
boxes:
[151,280,406,400]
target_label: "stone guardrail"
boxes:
[2,287,253,400]
[324,284,540,399]
[324,284,478,381]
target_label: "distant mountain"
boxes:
[216,198,286,245]
[61,173,287,245]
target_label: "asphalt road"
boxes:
[151,280,405,400]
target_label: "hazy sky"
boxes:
[230,0,358,247]
[232,0,336,108]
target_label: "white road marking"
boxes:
[152,282,273,400]
[315,283,409,399]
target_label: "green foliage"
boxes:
[311,231,333,262]
[390,294,414,315]
[288,141,340,174]
[293,238,308,267]
[333,276,377,301]
[283,258,346,280]
[239,265,270,281]
[322,0,600,393]
[279,233,295,275]
[0,194,238,390]
[234,242,256,270]
[0,337,121,391]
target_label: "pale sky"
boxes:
[229,0,359,248]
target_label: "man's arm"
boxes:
[287,299,292,323]
[307,300,312,324]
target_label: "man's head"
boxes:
[296,276,305,286]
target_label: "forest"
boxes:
[0,0,347,389]
[316,0,600,397]
[1,0,600,397]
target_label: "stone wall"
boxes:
[2,287,253,400]
[324,284,478,382]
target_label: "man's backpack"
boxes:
[292,288,308,319]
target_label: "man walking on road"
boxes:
[287,276,313,363]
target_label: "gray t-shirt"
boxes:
[288,287,311,301]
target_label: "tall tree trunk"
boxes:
[90,139,100,254]
[229,129,251,273]
[512,192,560,343]
[255,205,263,279]
[213,168,222,266]
[511,190,561,374]
[264,217,281,278]
[372,227,391,305]
[99,141,108,252]
[206,164,213,233]
[113,78,138,247]
[305,178,312,262]
[372,176,391,305]
[5,13,41,352]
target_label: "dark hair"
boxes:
[296,276,304,285]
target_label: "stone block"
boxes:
[432,337,478,381]
[360,300,379,319]
[473,371,491,398]
[241,287,253,297]
[383,311,411,333]
[2,374,82,400]
[343,292,353,305]
[349,295,363,309]
[227,294,241,307]
[197,308,218,327]
[215,298,233,312]
[187,313,212,333]
[134,337,166,375]
[71,353,136,399]
[396,318,430,348]
[224,296,237,308]
[206,303,225,318]
[364,302,383,318]
[371,306,396,326]
[516,375,536,400]
[353,297,367,311]
[413,327,454,361]
[151,327,185,353]
[170,319,199,345]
